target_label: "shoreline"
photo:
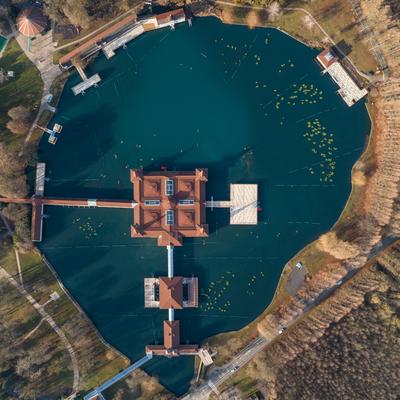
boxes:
[29,8,378,396]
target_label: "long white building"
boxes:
[317,48,368,107]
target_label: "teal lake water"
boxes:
[0,36,6,52]
[38,17,370,394]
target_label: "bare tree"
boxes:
[6,106,32,135]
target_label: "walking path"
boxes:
[55,3,144,51]
[347,0,388,79]
[0,212,23,286]
[0,266,80,397]
[6,3,144,149]
[5,16,61,149]
[18,318,45,344]
[184,279,345,399]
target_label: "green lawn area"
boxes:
[0,241,129,397]
[293,0,378,74]
[0,38,43,148]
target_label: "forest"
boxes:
[240,242,400,399]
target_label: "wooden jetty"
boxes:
[72,65,101,96]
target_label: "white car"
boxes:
[295,262,303,270]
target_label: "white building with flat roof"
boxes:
[317,48,368,107]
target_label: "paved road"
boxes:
[184,278,345,399]
[183,336,269,399]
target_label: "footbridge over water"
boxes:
[83,355,152,400]
[71,64,101,96]
[0,163,136,242]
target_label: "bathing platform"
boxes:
[316,48,368,106]
[72,72,101,96]
[206,184,258,225]
[102,23,145,59]
[59,9,188,94]
[35,162,46,197]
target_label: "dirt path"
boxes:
[0,212,24,286]
[0,266,80,397]
[18,318,45,344]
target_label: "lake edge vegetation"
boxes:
[1,0,400,398]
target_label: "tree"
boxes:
[62,0,91,28]
[267,1,282,22]
[6,106,32,135]
[0,143,28,198]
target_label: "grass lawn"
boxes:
[293,0,378,74]
[0,39,43,149]
[217,0,378,74]
[0,241,129,396]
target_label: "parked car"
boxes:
[295,262,303,270]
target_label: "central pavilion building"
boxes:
[130,168,209,246]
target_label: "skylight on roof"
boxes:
[166,210,174,225]
[165,179,174,196]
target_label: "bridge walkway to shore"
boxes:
[83,355,152,400]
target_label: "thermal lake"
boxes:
[38,17,370,394]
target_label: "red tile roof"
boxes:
[159,277,183,309]
[131,168,208,246]
[164,320,180,350]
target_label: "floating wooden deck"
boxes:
[230,184,258,225]
[72,73,101,96]
[206,184,258,225]
[144,278,159,308]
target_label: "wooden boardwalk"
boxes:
[35,163,46,196]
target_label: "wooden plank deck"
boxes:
[72,74,101,95]
[35,163,46,197]
[144,278,159,308]
[230,184,258,225]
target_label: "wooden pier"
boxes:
[59,9,187,95]
[72,72,101,96]
[0,163,137,243]
[35,163,46,196]
[144,277,159,308]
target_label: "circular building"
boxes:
[16,6,47,37]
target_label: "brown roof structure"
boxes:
[145,319,199,356]
[131,168,208,246]
[16,6,47,37]
[164,320,180,350]
[316,48,339,69]
[159,277,183,309]
[59,14,136,65]
[156,8,186,25]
